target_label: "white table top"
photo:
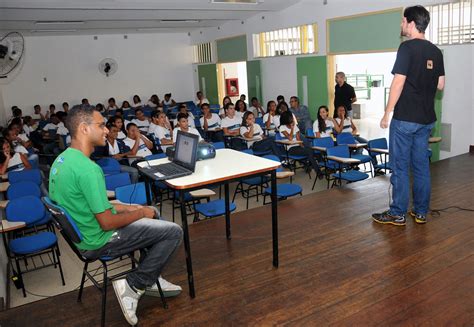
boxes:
[138,148,280,189]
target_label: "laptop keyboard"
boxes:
[154,162,190,175]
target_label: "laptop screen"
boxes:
[174,130,199,171]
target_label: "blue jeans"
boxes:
[81,218,182,289]
[389,118,434,216]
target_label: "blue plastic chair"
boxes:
[42,197,166,327]
[368,138,391,175]
[212,142,226,150]
[306,128,315,137]
[326,145,369,187]
[274,133,308,173]
[312,137,335,189]
[262,155,302,203]
[7,181,41,199]
[104,172,131,191]
[6,196,65,297]
[194,199,236,221]
[96,158,121,175]
[114,182,148,205]
[336,133,373,176]
[8,169,42,186]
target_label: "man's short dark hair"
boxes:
[9,117,22,128]
[290,96,299,103]
[404,5,430,33]
[179,104,187,110]
[201,103,210,110]
[135,107,143,113]
[196,91,202,96]
[12,108,22,117]
[251,97,258,102]
[277,95,285,102]
[177,112,189,121]
[126,122,137,131]
[66,104,96,139]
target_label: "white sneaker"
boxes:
[145,276,182,298]
[112,279,144,326]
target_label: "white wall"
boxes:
[1,33,195,121]
[190,0,471,158]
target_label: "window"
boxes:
[193,42,213,64]
[252,24,318,58]
[426,0,474,45]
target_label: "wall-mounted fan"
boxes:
[99,58,118,77]
[0,32,25,77]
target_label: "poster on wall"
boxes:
[225,78,239,96]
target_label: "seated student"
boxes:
[107,97,119,112]
[221,103,246,150]
[131,108,151,134]
[194,91,209,108]
[173,113,203,142]
[200,103,223,143]
[8,107,23,125]
[22,116,37,137]
[32,104,46,122]
[123,123,154,166]
[4,122,39,168]
[81,98,90,106]
[109,115,128,140]
[42,113,62,155]
[49,105,182,325]
[275,101,297,130]
[173,104,195,128]
[62,102,69,113]
[149,111,173,153]
[235,99,248,116]
[147,94,160,108]
[239,94,247,104]
[263,100,279,136]
[313,105,334,138]
[95,103,108,122]
[121,101,132,114]
[56,112,71,148]
[219,96,232,118]
[240,111,277,154]
[0,138,32,174]
[279,111,321,173]
[132,95,143,109]
[289,96,312,133]
[276,95,285,104]
[161,93,176,107]
[104,123,139,183]
[332,105,367,144]
[46,104,56,120]
[249,97,266,118]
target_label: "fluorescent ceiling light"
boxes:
[210,0,262,3]
[31,29,77,33]
[35,21,84,25]
[136,28,164,31]
[159,20,200,23]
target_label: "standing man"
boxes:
[334,72,357,118]
[49,105,183,325]
[372,6,445,226]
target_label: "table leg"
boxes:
[144,177,152,206]
[179,190,195,298]
[224,182,231,240]
[271,170,279,267]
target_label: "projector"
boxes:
[166,142,216,161]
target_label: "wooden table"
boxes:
[138,149,281,298]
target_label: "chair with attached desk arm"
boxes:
[326,145,370,188]
[42,196,167,327]
[368,138,391,176]
[274,133,311,177]
[311,137,336,190]
[262,155,302,204]
[336,133,373,177]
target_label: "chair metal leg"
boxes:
[77,262,88,302]
[101,263,108,327]
[15,258,26,297]
[156,278,168,309]
[56,247,66,286]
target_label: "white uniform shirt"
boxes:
[200,114,221,131]
[221,116,241,133]
[334,118,353,133]
[313,119,334,138]
[240,124,264,148]
[279,124,301,149]
[123,137,153,164]
[131,118,150,133]
[173,127,203,143]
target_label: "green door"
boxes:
[246,60,262,101]
[429,91,443,162]
[296,56,329,120]
[197,64,218,105]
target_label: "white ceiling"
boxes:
[0,0,301,36]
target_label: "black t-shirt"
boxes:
[334,82,356,112]
[392,39,445,124]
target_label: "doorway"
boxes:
[217,61,248,105]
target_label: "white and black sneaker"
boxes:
[145,276,182,298]
[112,278,144,326]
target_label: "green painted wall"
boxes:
[246,60,262,101]
[197,64,219,105]
[430,91,443,162]
[328,9,402,54]
[296,56,328,120]
[216,35,247,63]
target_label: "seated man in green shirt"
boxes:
[49,104,183,326]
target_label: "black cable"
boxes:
[430,206,474,217]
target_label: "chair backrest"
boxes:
[8,168,42,185]
[255,117,264,128]
[327,145,350,160]
[263,154,283,173]
[7,181,42,200]
[240,149,254,155]
[336,132,356,146]
[368,138,388,158]
[105,172,131,191]
[115,182,148,205]
[313,137,335,149]
[6,196,47,226]
[212,142,226,150]
[306,128,314,136]
[96,157,121,175]
[42,197,82,245]
[145,153,167,161]
[194,117,201,128]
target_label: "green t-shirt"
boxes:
[49,148,115,251]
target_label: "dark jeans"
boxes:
[252,137,278,155]
[81,218,183,290]
[204,130,224,143]
[389,118,434,216]
[287,145,320,173]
